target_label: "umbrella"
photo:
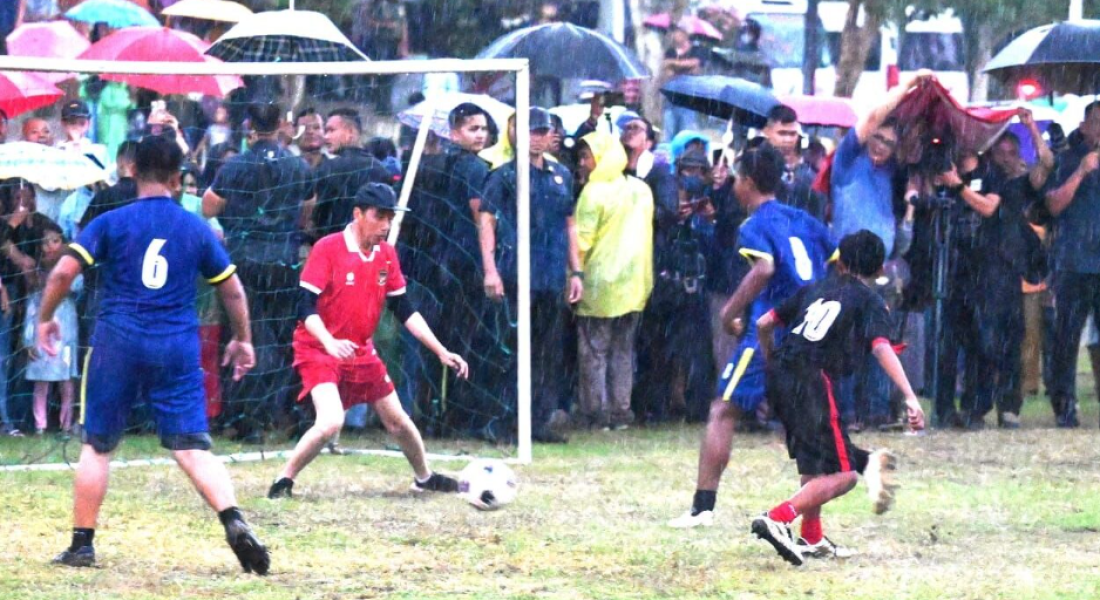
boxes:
[0,142,108,191]
[5,21,90,84]
[778,94,857,128]
[79,27,243,97]
[643,14,723,41]
[162,0,253,23]
[476,23,649,82]
[206,9,367,62]
[0,72,65,118]
[398,93,514,138]
[66,0,160,28]
[660,75,777,126]
[984,20,1100,95]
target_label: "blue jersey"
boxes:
[72,196,235,338]
[737,200,834,334]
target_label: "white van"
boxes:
[726,0,969,103]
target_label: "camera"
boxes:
[921,135,955,175]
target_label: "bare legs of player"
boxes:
[372,392,431,481]
[278,387,432,482]
[278,383,345,481]
[71,444,239,529]
[173,449,239,512]
[788,472,858,517]
[695,398,739,490]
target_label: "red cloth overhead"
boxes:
[889,77,1017,153]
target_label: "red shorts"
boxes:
[294,346,395,409]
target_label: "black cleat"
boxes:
[267,477,294,499]
[225,519,270,576]
[410,472,459,493]
[52,545,95,568]
[751,514,804,566]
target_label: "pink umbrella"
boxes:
[643,13,723,41]
[779,94,859,128]
[6,21,91,83]
[79,26,243,97]
[0,71,65,118]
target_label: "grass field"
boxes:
[3,391,1100,600]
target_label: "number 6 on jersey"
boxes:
[142,239,169,289]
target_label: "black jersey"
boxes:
[771,274,894,377]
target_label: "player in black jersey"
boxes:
[750,230,926,566]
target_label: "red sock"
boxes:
[801,515,823,544]
[767,501,799,524]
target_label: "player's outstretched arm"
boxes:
[403,312,469,380]
[872,343,926,431]
[37,255,83,357]
[215,274,256,381]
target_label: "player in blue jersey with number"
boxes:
[36,136,269,575]
[670,143,835,529]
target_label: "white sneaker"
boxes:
[751,513,804,566]
[865,449,899,514]
[668,509,714,529]
[797,536,856,559]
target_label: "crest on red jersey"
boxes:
[378,269,388,286]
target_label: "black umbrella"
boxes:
[660,75,778,127]
[206,8,367,62]
[984,20,1100,95]
[476,22,649,81]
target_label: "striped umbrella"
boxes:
[0,142,108,191]
[0,72,65,118]
[206,9,367,62]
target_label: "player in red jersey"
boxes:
[268,183,469,499]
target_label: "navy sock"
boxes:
[70,528,94,551]
[692,490,717,515]
[218,507,243,527]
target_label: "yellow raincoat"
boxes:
[575,131,654,318]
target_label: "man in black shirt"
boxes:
[79,141,139,229]
[308,108,392,239]
[203,102,315,443]
[751,231,925,566]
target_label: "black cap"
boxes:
[529,107,553,131]
[353,182,409,212]
[61,100,91,121]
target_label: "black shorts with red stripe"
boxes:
[766,360,870,476]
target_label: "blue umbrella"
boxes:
[660,75,779,127]
[477,23,649,82]
[984,20,1100,95]
[66,0,160,28]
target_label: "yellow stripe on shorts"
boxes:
[721,347,755,402]
[79,348,93,426]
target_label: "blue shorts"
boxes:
[716,336,766,412]
[81,325,209,453]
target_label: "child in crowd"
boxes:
[24,224,80,435]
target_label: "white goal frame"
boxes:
[0,56,535,465]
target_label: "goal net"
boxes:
[0,55,536,469]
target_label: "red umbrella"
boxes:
[6,21,90,83]
[779,94,858,128]
[78,26,243,97]
[0,71,65,117]
[644,13,723,41]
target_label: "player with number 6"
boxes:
[668,143,836,530]
[36,136,269,575]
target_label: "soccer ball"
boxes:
[458,459,518,511]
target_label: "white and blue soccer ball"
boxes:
[458,459,518,511]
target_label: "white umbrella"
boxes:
[206,8,367,62]
[162,0,254,23]
[398,93,515,138]
[0,143,108,191]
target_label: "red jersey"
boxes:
[293,226,406,354]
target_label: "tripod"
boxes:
[927,188,954,428]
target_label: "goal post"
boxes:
[0,55,534,465]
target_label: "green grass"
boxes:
[3,390,1100,599]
